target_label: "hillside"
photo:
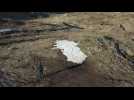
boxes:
[0,12,134,87]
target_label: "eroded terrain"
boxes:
[0,12,134,87]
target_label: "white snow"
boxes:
[54,40,87,64]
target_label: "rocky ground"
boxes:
[0,12,134,87]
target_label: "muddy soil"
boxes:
[0,12,134,87]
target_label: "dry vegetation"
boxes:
[0,12,134,87]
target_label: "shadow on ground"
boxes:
[0,12,65,21]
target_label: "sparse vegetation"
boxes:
[0,12,134,87]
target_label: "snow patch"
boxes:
[54,40,87,64]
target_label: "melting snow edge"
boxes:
[54,40,87,64]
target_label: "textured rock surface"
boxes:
[0,70,17,87]
[0,12,134,87]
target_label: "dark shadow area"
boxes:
[0,12,65,21]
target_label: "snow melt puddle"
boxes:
[54,40,87,64]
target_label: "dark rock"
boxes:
[0,12,65,21]
[114,42,128,59]
[97,36,134,68]
[0,70,17,87]
[96,37,109,49]
[120,24,126,31]
[103,36,115,42]
[0,28,22,35]
[33,56,44,81]
[114,42,134,66]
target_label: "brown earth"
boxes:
[0,12,134,87]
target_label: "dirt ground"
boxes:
[0,12,134,87]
